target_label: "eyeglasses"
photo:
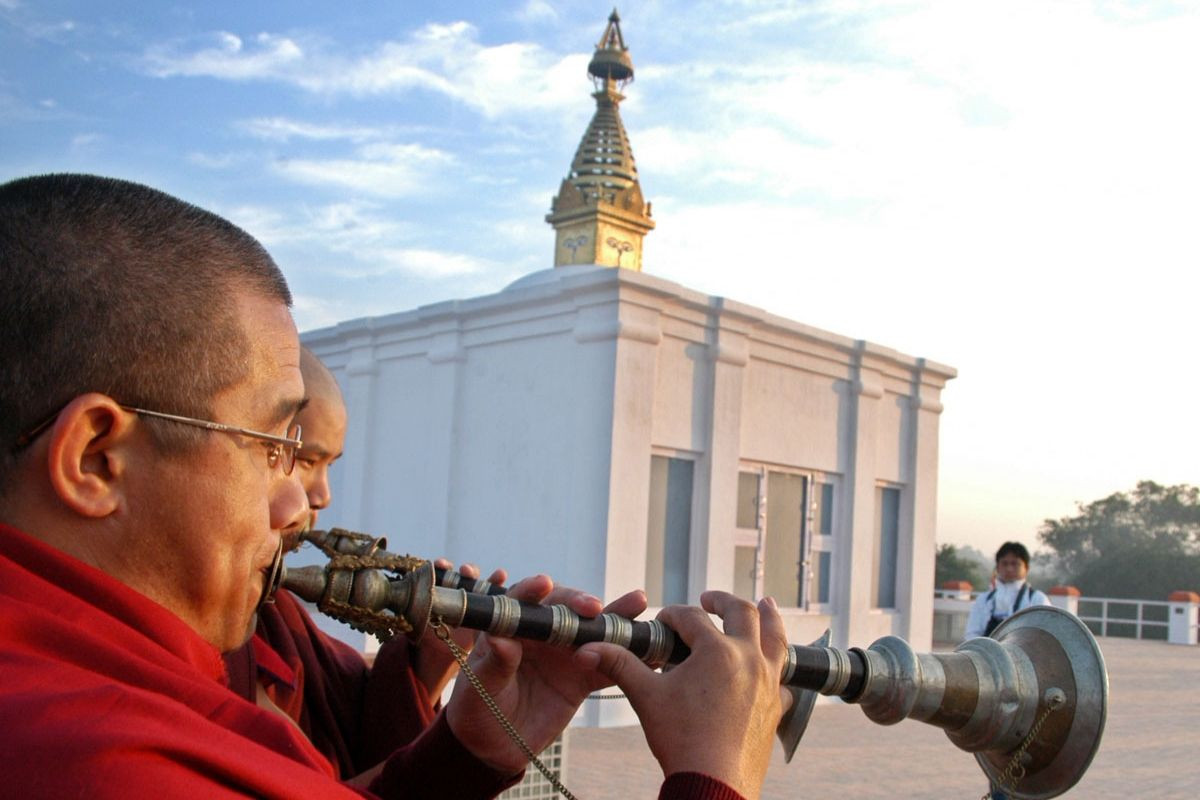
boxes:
[124,407,303,475]
[13,404,303,475]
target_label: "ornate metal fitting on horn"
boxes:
[642,619,674,669]
[853,637,947,725]
[947,635,1038,753]
[818,647,852,697]
[303,527,388,557]
[326,562,355,605]
[489,595,522,638]
[547,605,580,648]
[780,644,798,686]
[601,613,634,649]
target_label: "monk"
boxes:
[0,173,789,800]
[224,346,504,777]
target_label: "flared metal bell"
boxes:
[972,606,1108,799]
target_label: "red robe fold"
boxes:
[0,523,514,799]
[223,588,439,777]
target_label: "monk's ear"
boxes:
[45,394,137,519]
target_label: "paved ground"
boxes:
[562,636,1198,799]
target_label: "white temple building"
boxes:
[298,11,955,725]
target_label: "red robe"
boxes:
[0,523,515,799]
[223,589,439,777]
[0,523,742,800]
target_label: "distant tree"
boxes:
[935,543,988,590]
[959,544,995,581]
[1038,481,1200,599]
[1030,550,1069,590]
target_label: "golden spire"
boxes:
[546,9,654,271]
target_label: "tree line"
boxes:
[938,480,1200,600]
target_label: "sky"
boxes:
[3,0,1198,556]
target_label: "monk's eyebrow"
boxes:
[300,445,340,460]
[267,396,308,429]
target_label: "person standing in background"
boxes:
[965,541,1051,640]
[964,541,1051,800]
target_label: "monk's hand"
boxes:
[445,575,646,774]
[575,592,791,799]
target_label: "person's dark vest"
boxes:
[983,583,1031,636]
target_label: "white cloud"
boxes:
[516,0,558,23]
[632,0,1200,316]
[142,22,589,119]
[222,204,292,245]
[292,293,350,332]
[223,201,489,282]
[359,247,492,279]
[0,91,57,122]
[270,141,454,197]
[294,27,590,119]
[238,117,385,144]
[70,132,102,151]
[226,201,397,251]
[3,10,79,43]
[230,116,464,195]
[144,31,303,81]
[186,151,250,169]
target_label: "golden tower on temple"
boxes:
[546,9,654,271]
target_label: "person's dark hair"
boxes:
[0,173,291,494]
[995,541,1031,567]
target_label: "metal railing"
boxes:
[1075,596,1169,640]
[932,590,1172,642]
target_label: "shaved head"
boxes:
[292,347,347,536]
[0,173,291,495]
[300,346,343,407]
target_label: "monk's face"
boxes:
[289,388,346,540]
[134,290,309,651]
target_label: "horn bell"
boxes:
[971,605,1108,799]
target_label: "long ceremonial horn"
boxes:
[281,555,1106,800]
[297,527,507,597]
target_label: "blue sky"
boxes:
[4,0,1198,557]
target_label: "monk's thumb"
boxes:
[467,635,522,691]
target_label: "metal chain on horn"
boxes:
[432,618,577,800]
[981,689,1065,800]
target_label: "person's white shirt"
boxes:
[964,580,1051,639]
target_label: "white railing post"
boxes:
[1048,585,1080,616]
[1167,591,1199,645]
[941,580,973,602]
[933,581,974,643]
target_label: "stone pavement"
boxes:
[563,637,1198,799]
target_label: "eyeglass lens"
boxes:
[281,422,301,475]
